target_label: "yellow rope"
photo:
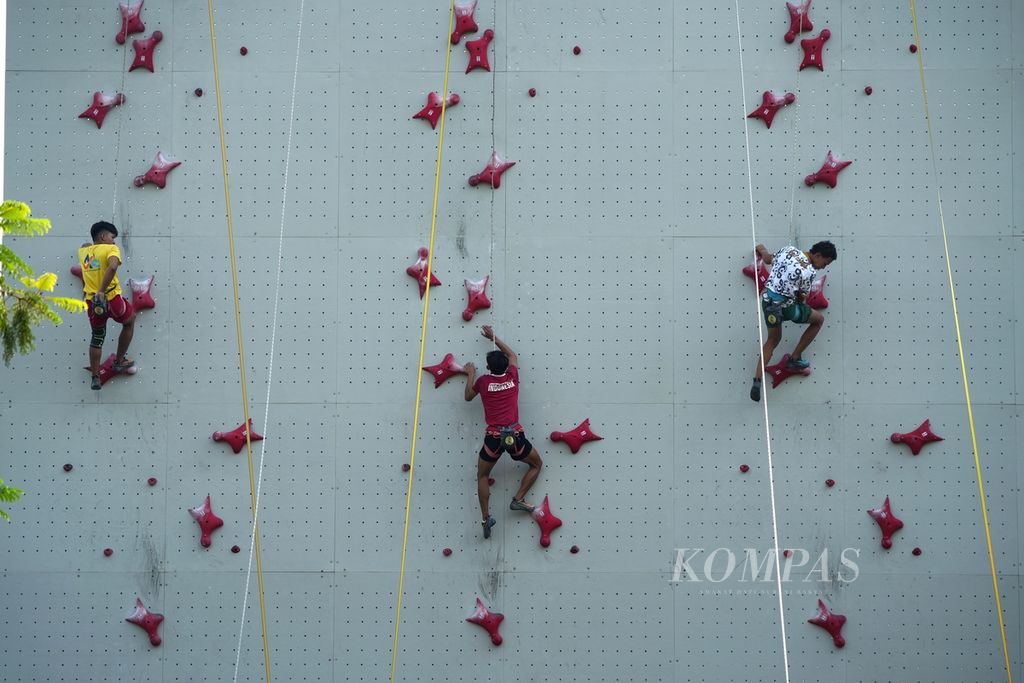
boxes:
[907,4,1012,681]
[206,2,272,681]
[388,3,457,681]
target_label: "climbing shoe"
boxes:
[749,378,762,402]
[786,357,810,370]
[509,498,534,513]
[91,375,102,391]
[112,358,135,372]
[482,516,496,539]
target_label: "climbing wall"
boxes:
[0,0,1021,681]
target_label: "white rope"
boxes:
[110,32,130,221]
[785,10,805,247]
[231,0,306,678]
[733,2,791,681]
[487,1,497,351]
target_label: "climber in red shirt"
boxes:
[464,326,543,539]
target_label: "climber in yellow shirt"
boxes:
[78,221,136,390]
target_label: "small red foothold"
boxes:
[147,477,158,487]
[739,464,750,473]
[825,478,835,487]
[125,598,164,647]
[240,46,248,56]
[867,496,904,549]
[573,45,582,55]
[765,354,812,388]
[63,463,73,472]
[783,549,793,558]
[804,150,852,189]
[401,463,411,472]
[465,29,494,73]
[194,88,204,97]
[909,44,918,53]
[799,29,831,71]
[864,86,873,95]
[231,545,241,554]
[442,548,453,557]
[462,276,491,321]
[104,548,114,557]
[807,599,846,648]
[912,547,922,556]
[212,419,264,454]
[890,419,943,455]
[570,545,580,554]
[466,597,504,645]
[550,418,603,454]
[528,88,537,97]
[531,496,563,548]
[487,477,495,486]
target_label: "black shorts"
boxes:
[479,431,533,463]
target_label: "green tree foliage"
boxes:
[0,480,24,522]
[0,200,87,365]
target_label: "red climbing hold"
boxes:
[825,478,835,487]
[129,31,163,72]
[867,496,903,549]
[442,547,453,557]
[104,548,114,557]
[412,92,460,129]
[784,0,813,43]
[799,29,831,71]
[78,92,126,129]
[890,419,943,455]
[134,151,181,189]
[909,44,918,53]
[742,256,769,294]
[212,419,264,454]
[147,477,157,486]
[231,545,241,553]
[747,91,796,129]
[450,0,479,44]
[469,150,515,189]
[422,353,467,388]
[864,86,873,96]
[912,547,922,556]
[764,354,811,389]
[549,418,603,454]
[116,0,146,45]
[85,353,138,386]
[804,150,851,188]
[466,597,504,645]
[465,29,494,73]
[573,45,582,55]
[188,495,224,548]
[239,46,248,56]
[462,276,491,321]
[739,464,750,473]
[531,496,563,548]
[401,463,411,472]
[570,545,580,554]
[528,88,537,97]
[807,599,846,648]
[194,88,204,97]
[805,273,828,309]
[127,275,156,310]
[63,463,73,472]
[125,597,163,646]
[783,549,793,558]
[406,247,442,298]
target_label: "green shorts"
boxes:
[761,295,812,328]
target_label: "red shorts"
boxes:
[86,294,134,328]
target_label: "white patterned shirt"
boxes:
[765,246,816,304]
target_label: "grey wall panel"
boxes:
[1015,70,1023,236]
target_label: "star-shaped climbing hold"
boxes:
[462,276,491,321]
[116,0,146,45]
[550,418,603,454]
[129,31,163,72]
[799,29,832,71]
[807,599,845,648]
[127,275,156,310]
[126,597,164,646]
[212,419,264,454]
[867,495,904,549]
[465,29,494,73]
[78,91,126,129]
[422,353,467,388]
[531,496,563,548]
[469,150,515,189]
[412,92,460,129]
[785,0,813,43]
[188,495,224,548]
[747,91,796,129]
[890,419,943,455]
[466,597,504,645]
[450,0,479,44]
[406,247,441,298]
[133,151,181,189]
[764,354,811,389]
[84,353,138,386]
[805,273,828,309]
[804,150,851,188]
[742,256,769,294]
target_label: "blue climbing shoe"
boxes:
[482,516,496,539]
[786,357,810,370]
[509,498,534,513]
